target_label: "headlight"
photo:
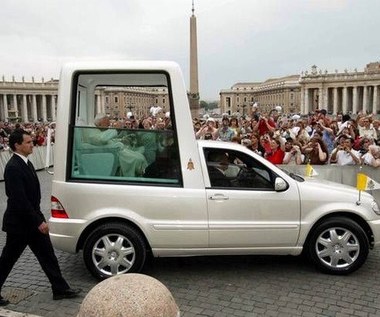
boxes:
[372,200,380,215]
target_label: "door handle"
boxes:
[209,194,229,200]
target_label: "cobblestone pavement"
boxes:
[0,171,380,317]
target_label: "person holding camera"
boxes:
[264,135,285,165]
[313,120,335,154]
[330,135,361,165]
[195,118,218,140]
[253,113,276,136]
[301,134,328,165]
[361,144,380,167]
[282,138,304,165]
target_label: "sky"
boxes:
[0,0,379,101]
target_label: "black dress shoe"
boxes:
[53,288,81,300]
[0,296,10,306]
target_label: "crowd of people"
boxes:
[0,121,55,151]
[194,107,380,167]
[2,106,380,168]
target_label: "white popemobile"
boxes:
[48,61,380,279]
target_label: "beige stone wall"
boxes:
[220,62,380,116]
[219,75,300,117]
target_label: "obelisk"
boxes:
[189,0,200,118]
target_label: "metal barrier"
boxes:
[0,146,54,181]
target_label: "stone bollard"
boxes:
[77,273,180,317]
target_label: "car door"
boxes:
[203,147,301,248]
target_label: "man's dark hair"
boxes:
[342,114,351,123]
[9,129,30,151]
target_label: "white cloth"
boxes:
[361,152,375,166]
[335,149,361,166]
[119,148,148,177]
[84,128,118,146]
[283,152,305,165]
[150,105,162,117]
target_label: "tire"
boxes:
[83,222,146,280]
[307,217,369,275]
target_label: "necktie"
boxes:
[27,160,37,178]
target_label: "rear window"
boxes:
[67,72,182,186]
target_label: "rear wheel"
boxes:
[307,217,369,275]
[83,223,146,280]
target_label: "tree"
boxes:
[200,100,208,109]
[200,100,218,111]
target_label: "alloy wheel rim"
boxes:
[315,227,360,269]
[92,234,136,276]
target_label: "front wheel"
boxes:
[83,223,146,280]
[307,217,369,275]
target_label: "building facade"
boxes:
[0,76,58,122]
[300,62,380,115]
[2,62,380,123]
[220,61,380,117]
[97,86,169,119]
[0,76,169,123]
[219,75,301,116]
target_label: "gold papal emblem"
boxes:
[187,158,194,170]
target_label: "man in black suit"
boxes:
[207,151,231,187]
[0,129,80,306]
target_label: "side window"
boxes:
[69,72,181,186]
[205,148,274,190]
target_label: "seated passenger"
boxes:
[119,147,148,177]
[83,113,123,149]
[138,119,158,165]
[84,113,148,177]
[207,151,231,187]
[144,132,180,179]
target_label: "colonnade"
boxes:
[0,93,57,122]
[301,84,380,115]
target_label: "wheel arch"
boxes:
[303,212,374,250]
[76,217,152,253]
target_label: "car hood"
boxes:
[297,177,374,204]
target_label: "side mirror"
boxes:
[274,177,288,192]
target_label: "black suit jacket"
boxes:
[208,166,230,187]
[2,154,45,234]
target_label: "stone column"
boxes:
[318,87,323,109]
[300,88,305,114]
[101,95,105,113]
[333,87,338,115]
[373,85,378,115]
[352,86,358,115]
[13,94,18,118]
[2,94,9,121]
[22,94,28,122]
[32,95,38,122]
[42,94,47,122]
[304,88,310,114]
[96,94,101,113]
[50,95,56,121]
[363,86,368,114]
[323,88,328,110]
[342,87,348,114]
